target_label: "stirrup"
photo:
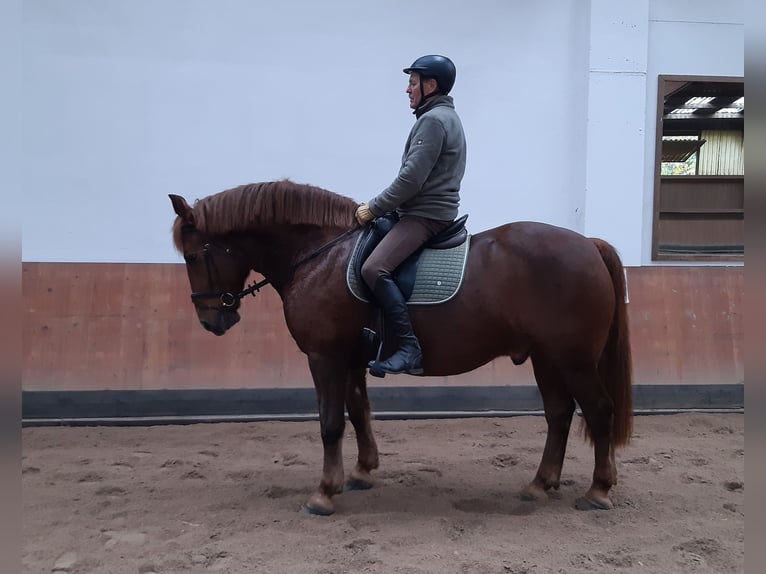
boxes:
[368,339,387,378]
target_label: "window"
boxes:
[652,76,744,261]
[661,135,703,176]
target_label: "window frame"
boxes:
[652,75,744,262]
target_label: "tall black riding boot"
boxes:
[368,274,423,377]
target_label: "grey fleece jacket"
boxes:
[368,95,466,221]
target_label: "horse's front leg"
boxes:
[304,354,347,516]
[345,367,379,490]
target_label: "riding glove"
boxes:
[355,203,375,225]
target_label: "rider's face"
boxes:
[406,73,437,110]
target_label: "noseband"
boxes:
[184,225,359,311]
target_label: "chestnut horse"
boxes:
[169,180,632,515]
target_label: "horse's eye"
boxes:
[185,253,198,263]
[225,248,232,254]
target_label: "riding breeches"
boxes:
[361,215,452,289]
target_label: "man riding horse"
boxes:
[355,54,467,377]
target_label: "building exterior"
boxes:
[21,1,743,421]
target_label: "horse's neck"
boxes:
[240,225,341,292]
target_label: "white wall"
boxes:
[20,0,743,266]
[20,0,590,263]
[584,0,649,265]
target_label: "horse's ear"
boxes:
[169,194,195,226]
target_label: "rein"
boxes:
[188,225,360,310]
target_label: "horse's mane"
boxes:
[173,180,357,250]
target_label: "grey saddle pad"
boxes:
[346,235,471,305]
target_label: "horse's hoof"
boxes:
[346,477,374,491]
[303,492,335,516]
[346,468,375,491]
[519,484,546,502]
[574,496,613,511]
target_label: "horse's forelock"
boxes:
[171,217,185,253]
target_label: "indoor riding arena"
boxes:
[22,2,743,573]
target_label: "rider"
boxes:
[355,54,467,376]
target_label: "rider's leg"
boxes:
[368,273,423,374]
[361,215,449,376]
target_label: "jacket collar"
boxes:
[414,95,454,118]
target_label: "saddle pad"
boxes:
[346,235,471,305]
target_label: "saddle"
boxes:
[346,213,471,369]
[347,212,470,302]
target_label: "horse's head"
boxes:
[170,194,251,336]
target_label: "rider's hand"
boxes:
[355,203,374,225]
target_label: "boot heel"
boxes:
[368,361,387,378]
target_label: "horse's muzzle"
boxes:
[200,310,241,336]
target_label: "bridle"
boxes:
[184,238,255,311]
[183,225,360,311]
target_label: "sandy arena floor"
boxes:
[22,413,743,573]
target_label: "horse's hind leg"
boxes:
[521,356,576,502]
[304,355,347,516]
[345,367,379,490]
[564,364,617,510]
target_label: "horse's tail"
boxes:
[592,238,633,447]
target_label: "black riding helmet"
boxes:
[403,54,456,95]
